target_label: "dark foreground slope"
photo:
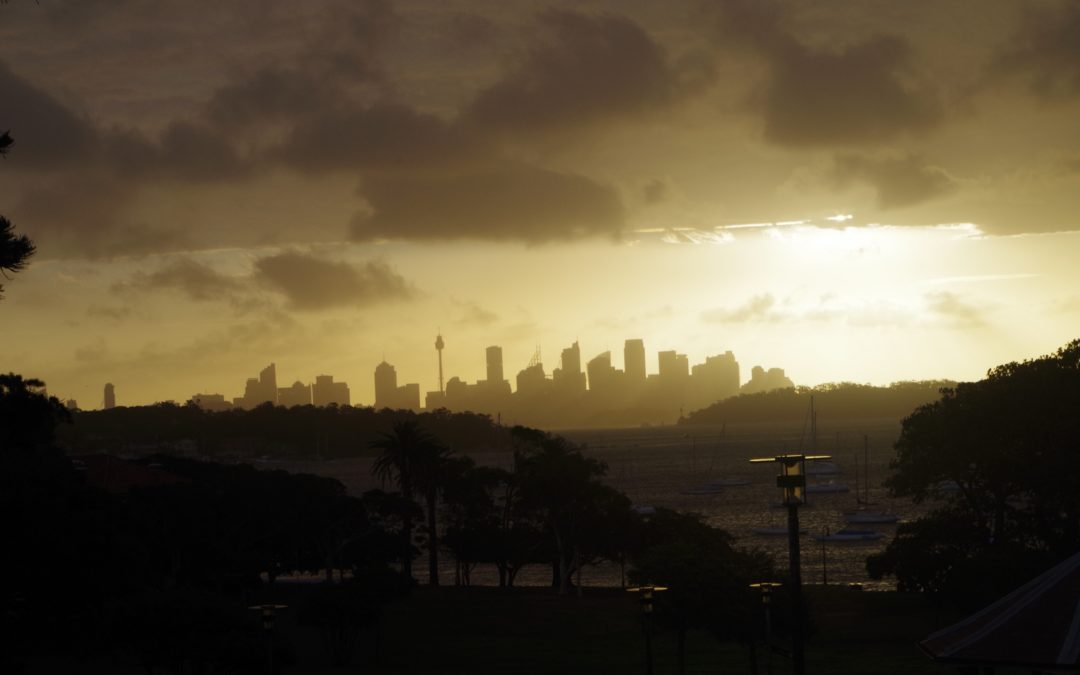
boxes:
[31,585,962,674]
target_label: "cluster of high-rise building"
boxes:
[191,363,351,412]
[374,335,792,428]
[176,336,792,427]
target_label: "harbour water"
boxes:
[269,419,929,590]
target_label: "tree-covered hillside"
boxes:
[681,381,956,427]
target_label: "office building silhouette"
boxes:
[313,374,351,407]
[235,363,277,409]
[624,339,646,384]
[374,362,419,411]
[278,380,313,408]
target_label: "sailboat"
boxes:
[813,528,886,542]
[681,424,750,495]
[804,397,851,494]
[751,525,808,536]
[843,435,900,524]
[807,431,843,475]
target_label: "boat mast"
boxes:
[854,449,861,506]
[863,435,870,505]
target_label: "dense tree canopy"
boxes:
[869,340,1080,606]
[61,402,508,458]
[511,426,636,594]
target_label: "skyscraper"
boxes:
[624,339,646,383]
[374,361,398,409]
[486,345,504,384]
[259,363,277,402]
[277,380,312,407]
[435,333,445,394]
[586,351,618,393]
[313,375,350,407]
[562,341,581,376]
[691,351,740,405]
[103,382,116,410]
[658,350,689,380]
[553,341,587,393]
[237,363,278,409]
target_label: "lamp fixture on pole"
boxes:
[749,453,830,675]
[750,582,783,675]
[627,585,668,675]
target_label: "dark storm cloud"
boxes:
[352,162,624,242]
[205,67,346,129]
[112,257,245,302]
[204,1,399,129]
[107,121,251,182]
[832,154,956,209]
[12,171,195,258]
[4,5,638,255]
[276,104,485,173]
[710,0,943,147]
[0,61,97,168]
[444,12,500,51]
[463,9,697,136]
[253,250,414,310]
[989,2,1080,101]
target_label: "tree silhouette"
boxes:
[0,373,69,455]
[512,426,631,594]
[370,420,451,585]
[870,339,1080,606]
[630,508,778,673]
[0,132,36,299]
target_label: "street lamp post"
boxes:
[750,582,783,675]
[750,453,830,675]
[249,604,287,674]
[627,585,667,675]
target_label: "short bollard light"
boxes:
[750,582,782,675]
[249,604,287,674]
[627,586,668,675]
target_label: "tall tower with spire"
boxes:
[435,333,445,394]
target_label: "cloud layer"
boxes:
[2,0,1079,261]
[253,250,414,310]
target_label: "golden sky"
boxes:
[2,0,1079,407]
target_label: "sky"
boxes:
[2,0,1079,408]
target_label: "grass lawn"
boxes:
[252,583,968,674]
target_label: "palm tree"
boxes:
[370,420,451,585]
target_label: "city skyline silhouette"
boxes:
[175,335,790,427]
